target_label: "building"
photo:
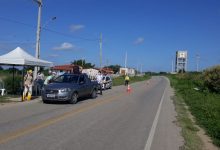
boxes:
[52,64,82,74]
[119,67,135,76]
[175,51,187,73]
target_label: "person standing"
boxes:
[36,70,45,95]
[125,74,130,86]
[96,71,103,95]
[23,70,33,101]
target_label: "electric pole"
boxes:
[196,54,200,72]
[99,33,102,69]
[34,0,42,79]
[125,51,127,68]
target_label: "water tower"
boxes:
[175,51,187,73]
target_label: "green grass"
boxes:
[168,74,220,148]
[112,75,150,86]
[172,94,203,150]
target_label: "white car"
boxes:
[102,75,112,90]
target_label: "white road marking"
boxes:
[144,84,167,150]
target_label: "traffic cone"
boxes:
[127,84,131,93]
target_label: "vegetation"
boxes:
[4,75,23,95]
[71,59,95,69]
[172,94,203,150]
[113,74,150,86]
[168,68,220,147]
[105,65,121,74]
[203,65,220,93]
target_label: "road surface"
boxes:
[0,76,183,150]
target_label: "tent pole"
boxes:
[13,65,15,95]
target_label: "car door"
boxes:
[78,75,91,97]
[78,75,87,97]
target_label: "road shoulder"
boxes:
[151,79,184,150]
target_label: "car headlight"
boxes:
[59,88,71,93]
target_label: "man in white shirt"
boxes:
[96,71,103,95]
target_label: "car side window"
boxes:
[106,77,110,81]
[79,76,85,84]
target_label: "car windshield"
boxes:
[53,75,79,83]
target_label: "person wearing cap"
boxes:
[23,70,33,101]
[44,71,56,86]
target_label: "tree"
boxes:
[105,65,121,74]
[71,59,95,69]
[0,66,3,71]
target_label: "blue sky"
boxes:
[0,0,220,72]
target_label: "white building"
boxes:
[119,67,135,76]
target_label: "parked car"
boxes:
[102,75,112,90]
[41,74,98,104]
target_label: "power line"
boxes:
[0,16,99,42]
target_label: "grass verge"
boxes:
[112,75,150,86]
[168,74,220,149]
[172,94,203,150]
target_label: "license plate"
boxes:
[47,94,55,98]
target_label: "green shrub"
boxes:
[3,75,23,94]
[168,73,220,147]
[203,65,220,93]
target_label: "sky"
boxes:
[0,0,220,72]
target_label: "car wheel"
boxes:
[69,92,78,104]
[91,89,97,99]
[42,99,48,104]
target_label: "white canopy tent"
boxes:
[0,47,53,95]
[0,47,53,67]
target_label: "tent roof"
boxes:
[0,47,53,67]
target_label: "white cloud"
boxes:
[49,54,59,57]
[134,37,144,45]
[53,42,75,50]
[70,24,85,32]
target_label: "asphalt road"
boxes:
[0,76,183,150]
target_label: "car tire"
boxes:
[91,89,97,99]
[42,99,48,104]
[69,92,78,104]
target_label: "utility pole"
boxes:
[125,51,127,68]
[196,54,200,72]
[34,0,42,79]
[99,33,102,69]
[171,60,174,72]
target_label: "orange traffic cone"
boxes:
[127,84,131,93]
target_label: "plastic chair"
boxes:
[0,80,6,96]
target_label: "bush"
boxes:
[3,75,23,95]
[168,73,220,146]
[203,65,220,93]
